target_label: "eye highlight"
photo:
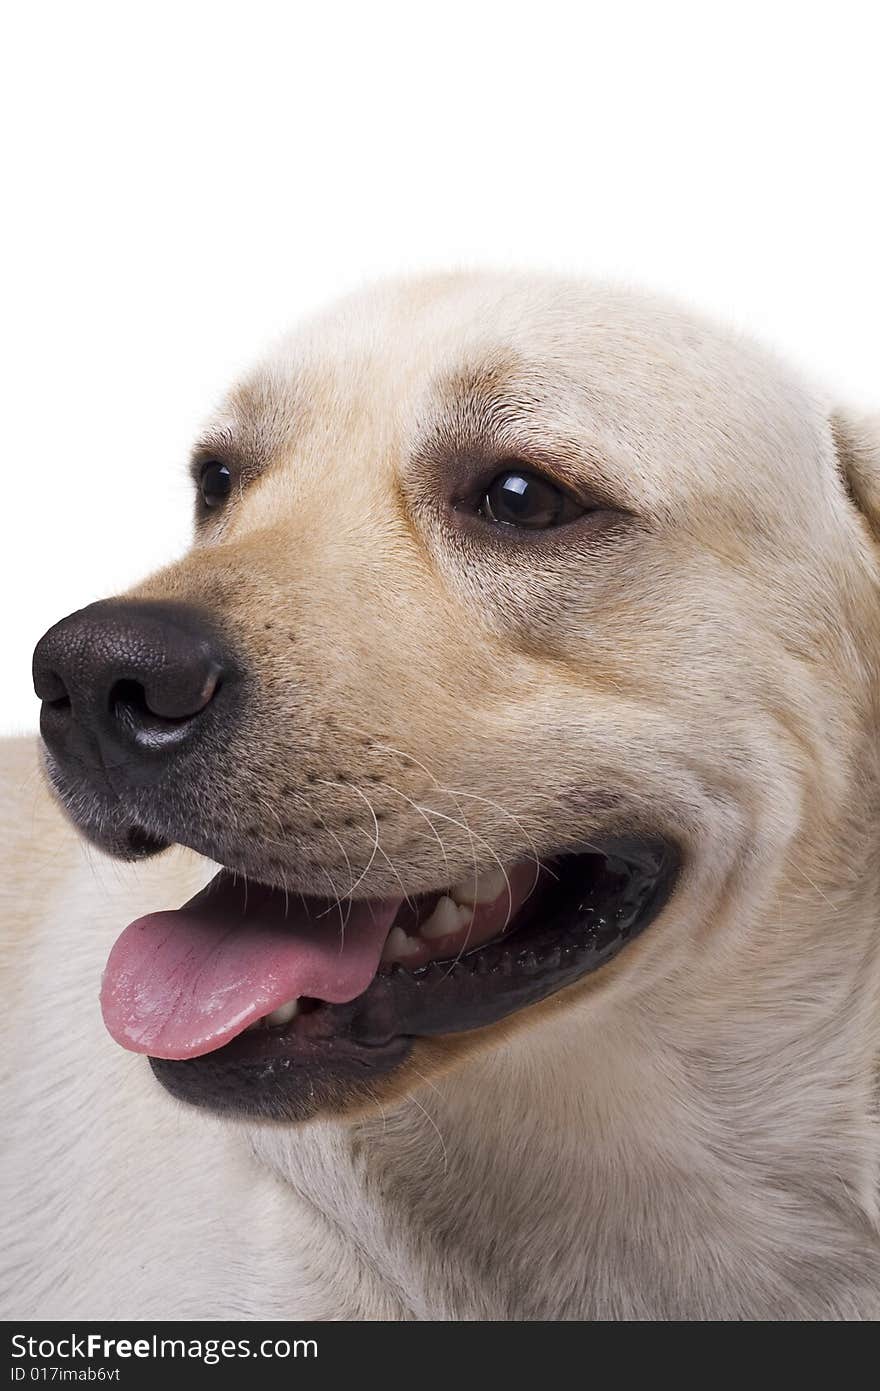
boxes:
[199,460,232,509]
[477,468,583,530]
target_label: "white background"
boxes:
[2,1,877,734]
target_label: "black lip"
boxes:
[149,835,680,1122]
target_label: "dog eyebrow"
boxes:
[422,370,625,506]
[188,423,276,494]
[433,364,541,435]
[188,427,237,481]
[189,374,305,491]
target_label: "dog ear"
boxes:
[833,410,880,542]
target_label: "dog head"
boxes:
[33,274,880,1121]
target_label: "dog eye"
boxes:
[199,461,232,509]
[478,469,582,529]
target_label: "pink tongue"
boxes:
[100,872,401,1060]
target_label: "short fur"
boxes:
[2,274,879,1319]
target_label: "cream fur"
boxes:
[2,273,879,1319]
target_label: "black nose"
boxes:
[33,599,230,773]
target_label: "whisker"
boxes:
[356,836,414,911]
[317,779,382,902]
[443,785,556,898]
[296,796,357,932]
[368,778,452,884]
[405,1077,448,1176]
[369,741,483,917]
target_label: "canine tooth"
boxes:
[451,867,508,906]
[265,998,299,1027]
[382,926,421,961]
[420,895,471,940]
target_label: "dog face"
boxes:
[33,274,880,1121]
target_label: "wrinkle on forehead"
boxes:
[414,357,636,509]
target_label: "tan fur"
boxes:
[2,273,879,1319]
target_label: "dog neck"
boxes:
[250,836,880,1320]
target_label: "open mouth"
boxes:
[101,836,679,1120]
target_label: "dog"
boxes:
[2,273,879,1320]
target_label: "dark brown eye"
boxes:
[199,460,232,509]
[479,469,582,529]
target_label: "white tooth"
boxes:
[421,894,471,940]
[382,926,421,961]
[265,998,299,1027]
[451,867,508,906]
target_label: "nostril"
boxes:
[109,679,193,733]
[110,678,146,725]
[33,656,72,708]
[108,670,222,744]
